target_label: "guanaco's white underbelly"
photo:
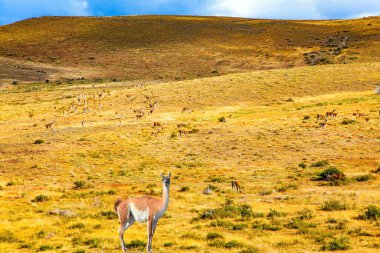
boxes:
[130,204,149,223]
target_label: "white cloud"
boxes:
[201,0,380,19]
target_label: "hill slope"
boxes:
[1,15,380,85]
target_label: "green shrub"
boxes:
[298,162,307,169]
[297,209,314,220]
[206,232,224,240]
[68,223,85,229]
[311,160,329,167]
[39,245,53,251]
[34,139,44,144]
[179,186,190,192]
[341,118,356,125]
[252,221,281,231]
[32,195,49,203]
[353,174,374,182]
[232,223,248,230]
[286,218,316,229]
[360,205,380,220]
[84,238,100,248]
[125,240,145,250]
[321,200,350,211]
[73,180,87,189]
[0,230,18,243]
[321,237,351,251]
[164,242,173,247]
[224,240,243,249]
[239,247,260,253]
[99,210,118,219]
[267,209,286,218]
[199,203,253,220]
[317,167,348,185]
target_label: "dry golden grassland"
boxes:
[1,15,380,84]
[0,62,379,252]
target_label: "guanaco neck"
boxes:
[160,182,170,212]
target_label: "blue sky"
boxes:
[1,0,380,25]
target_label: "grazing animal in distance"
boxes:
[319,119,328,129]
[136,112,144,120]
[231,180,242,192]
[114,173,171,253]
[45,121,55,131]
[326,110,336,117]
[153,122,163,129]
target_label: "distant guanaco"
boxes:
[231,180,242,192]
[45,121,55,131]
[319,119,328,129]
[153,122,163,129]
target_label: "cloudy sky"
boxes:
[1,0,380,25]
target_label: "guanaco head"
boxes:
[161,172,171,186]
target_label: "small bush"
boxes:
[0,230,18,243]
[311,160,329,167]
[6,181,15,186]
[179,186,190,192]
[164,242,173,247]
[125,240,145,250]
[321,237,351,251]
[297,209,314,220]
[341,118,356,125]
[303,115,310,120]
[199,203,253,220]
[321,200,350,211]
[239,247,260,253]
[373,166,380,173]
[12,80,18,85]
[267,209,286,218]
[73,180,87,189]
[317,167,348,185]
[232,223,248,230]
[99,210,118,219]
[359,205,380,220]
[353,174,373,182]
[84,238,100,248]
[286,218,316,229]
[206,232,224,240]
[224,240,243,249]
[32,195,49,203]
[69,223,85,229]
[252,221,281,231]
[39,245,53,251]
[34,139,44,144]
[298,162,307,169]
[259,190,272,196]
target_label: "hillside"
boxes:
[1,62,380,252]
[1,15,380,85]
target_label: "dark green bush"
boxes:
[32,195,49,203]
[311,160,329,167]
[321,237,351,251]
[317,167,348,185]
[125,240,145,250]
[179,186,190,192]
[199,203,253,220]
[321,200,350,211]
[84,238,100,248]
[99,210,118,219]
[39,245,53,251]
[68,223,85,229]
[252,221,281,231]
[34,139,44,144]
[359,205,380,220]
[239,247,260,253]
[206,232,224,240]
[73,180,87,189]
[298,162,307,168]
[353,174,373,182]
[341,119,356,125]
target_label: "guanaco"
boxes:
[231,180,242,192]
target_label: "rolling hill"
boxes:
[0,15,380,85]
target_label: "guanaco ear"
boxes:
[168,172,171,178]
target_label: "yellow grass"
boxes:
[0,60,380,252]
